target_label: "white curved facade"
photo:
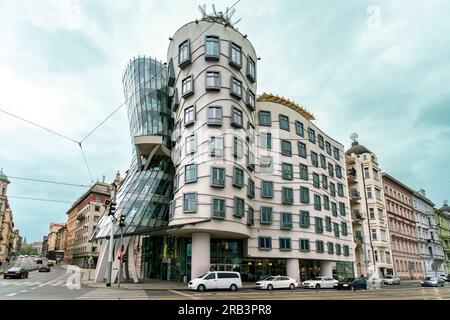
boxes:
[167,20,257,239]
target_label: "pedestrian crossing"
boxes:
[0,279,69,288]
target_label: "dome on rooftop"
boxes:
[0,168,9,183]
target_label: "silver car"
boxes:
[382,275,400,285]
[421,276,445,287]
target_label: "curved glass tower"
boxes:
[92,57,174,239]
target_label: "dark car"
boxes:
[335,277,367,290]
[38,265,50,272]
[3,267,29,279]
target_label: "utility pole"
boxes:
[117,214,125,288]
[105,184,117,287]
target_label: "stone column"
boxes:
[286,258,300,283]
[191,233,210,279]
[320,260,333,277]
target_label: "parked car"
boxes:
[3,267,29,279]
[255,275,298,290]
[382,275,401,285]
[438,274,448,282]
[335,277,367,290]
[421,276,445,287]
[301,276,338,289]
[446,274,450,282]
[188,271,242,292]
[38,265,50,272]
[47,261,54,266]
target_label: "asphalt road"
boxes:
[1,258,449,300]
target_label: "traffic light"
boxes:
[119,214,126,227]
[108,201,117,216]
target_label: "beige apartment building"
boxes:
[71,182,111,268]
[345,137,394,278]
[0,169,15,262]
[383,173,422,279]
[46,222,66,261]
[64,203,78,264]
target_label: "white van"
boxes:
[188,271,242,291]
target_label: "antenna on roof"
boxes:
[350,133,358,143]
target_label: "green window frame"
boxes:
[295,120,304,137]
[335,243,342,255]
[282,162,293,180]
[298,142,307,158]
[331,202,338,216]
[259,237,272,250]
[339,202,346,216]
[320,154,326,169]
[316,240,324,253]
[311,151,318,167]
[300,164,308,180]
[259,111,271,126]
[183,192,197,213]
[315,217,324,233]
[300,187,310,203]
[281,140,292,157]
[318,135,324,149]
[327,242,334,254]
[282,187,293,205]
[300,210,310,227]
[260,207,273,224]
[337,183,344,197]
[211,167,225,187]
[314,194,322,210]
[233,197,245,217]
[279,237,292,251]
[261,181,274,198]
[300,239,310,252]
[185,163,197,183]
[313,173,320,188]
[247,206,254,225]
[325,216,332,232]
[247,178,255,198]
[343,245,350,256]
[330,183,336,196]
[279,114,290,131]
[232,166,244,188]
[328,163,334,177]
[333,222,340,237]
[323,195,330,210]
[280,213,293,230]
[322,174,328,190]
[308,128,316,143]
[211,198,226,218]
[341,222,348,236]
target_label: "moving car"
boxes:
[301,276,338,289]
[335,277,367,290]
[382,275,401,285]
[255,276,298,290]
[38,265,50,272]
[421,276,445,287]
[3,267,29,279]
[188,271,242,292]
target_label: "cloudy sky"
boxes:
[0,0,449,242]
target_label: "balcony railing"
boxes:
[354,236,363,245]
[352,210,363,221]
[347,169,357,179]
[349,189,361,200]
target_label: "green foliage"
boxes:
[20,244,37,256]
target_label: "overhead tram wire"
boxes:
[8,195,74,204]
[8,175,90,188]
[0,107,78,144]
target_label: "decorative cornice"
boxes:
[257,92,316,121]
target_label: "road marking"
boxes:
[168,290,198,299]
[20,290,28,293]
[6,293,17,297]
[31,287,38,290]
